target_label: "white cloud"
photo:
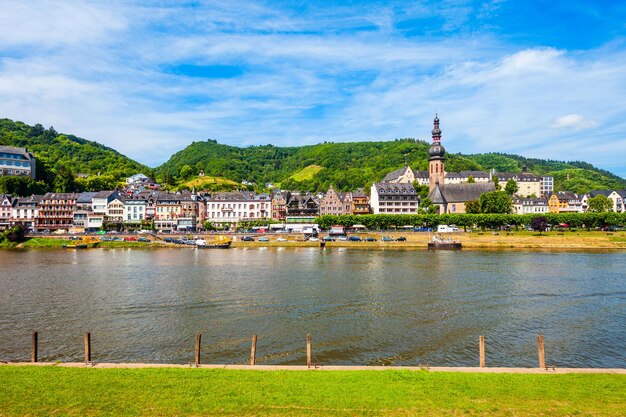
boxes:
[552,114,598,130]
[0,1,625,178]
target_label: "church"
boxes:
[425,115,495,214]
[371,115,495,214]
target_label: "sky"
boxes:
[0,0,625,177]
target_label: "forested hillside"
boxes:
[0,119,147,178]
[159,139,626,194]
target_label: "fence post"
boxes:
[307,334,312,368]
[84,332,91,363]
[195,333,201,367]
[250,335,257,366]
[537,335,545,369]
[479,335,485,368]
[31,332,38,363]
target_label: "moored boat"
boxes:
[196,236,232,249]
[62,244,89,249]
[428,235,462,250]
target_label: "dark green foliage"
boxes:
[465,200,481,214]
[0,176,48,196]
[479,191,512,213]
[160,140,626,193]
[0,225,26,243]
[587,194,613,213]
[316,212,626,230]
[52,164,77,192]
[504,179,518,195]
[0,119,148,185]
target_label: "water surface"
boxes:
[0,248,624,367]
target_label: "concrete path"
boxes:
[3,362,625,374]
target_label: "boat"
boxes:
[196,236,232,249]
[428,235,462,250]
[62,244,89,249]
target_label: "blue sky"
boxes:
[1,1,625,177]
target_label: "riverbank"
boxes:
[1,366,624,416]
[1,230,625,250]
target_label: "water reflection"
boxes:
[0,248,624,367]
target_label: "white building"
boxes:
[126,173,149,185]
[370,182,419,214]
[205,192,271,224]
[10,195,42,231]
[0,146,37,179]
[512,197,549,214]
[124,197,147,223]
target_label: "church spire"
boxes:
[432,114,442,145]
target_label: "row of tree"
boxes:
[315,212,626,230]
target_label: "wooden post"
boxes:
[479,335,485,368]
[537,335,545,369]
[250,335,257,366]
[195,333,201,367]
[84,332,91,363]
[306,334,312,368]
[31,332,38,363]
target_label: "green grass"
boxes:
[288,164,323,181]
[0,367,623,416]
[20,237,68,248]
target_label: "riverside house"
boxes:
[10,195,42,232]
[205,191,271,226]
[0,194,16,229]
[319,186,353,216]
[370,182,419,214]
[548,192,584,213]
[0,145,37,179]
[37,193,78,231]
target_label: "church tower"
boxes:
[428,114,446,191]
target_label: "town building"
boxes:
[0,146,37,179]
[73,192,97,230]
[284,193,320,223]
[493,169,542,197]
[445,171,491,184]
[0,194,16,229]
[319,186,353,216]
[124,196,147,224]
[548,192,584,213]
[587,190,626,213]
[205,191,271,225]
[369,182,419,214]
[37,193,78,231]
[351,190,371,215]
[271,191,287,221]
[10,195,42,232]
[541,176,554,196]
[155,193,182,232]
[511,197,549,214]
[89,190,119,230]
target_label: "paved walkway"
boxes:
[3,362,625,374]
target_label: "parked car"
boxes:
[242,236,255,241]
[395,236,407,241]
[307,237,319,242]
[258,237,270,242]
[381,236,394,242]
[164,237,174,243]
[348,236,362,242]
[338,235,349,241]
[124,237,137,241]
[364,237,377,242]
[322,236,335,242]
[137,237,150,243]
[276,237,288,242]
[69,236,82,241]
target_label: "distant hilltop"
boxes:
[1,117,625,195]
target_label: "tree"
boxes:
[467,176,475,183]
[504,179,518,196]
[53,165,77,192]
[479,191,511,214]
[465,200,481,214]
[0,176,47,196]
[179,165,194,180]
[492,175,501,191]
[587,194,613,213]
[531,216,549,234]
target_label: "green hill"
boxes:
[0,119,148,181]
[159,140,626,194]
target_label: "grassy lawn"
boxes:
[0,367,624,416]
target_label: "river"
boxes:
[0,248,624,367]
